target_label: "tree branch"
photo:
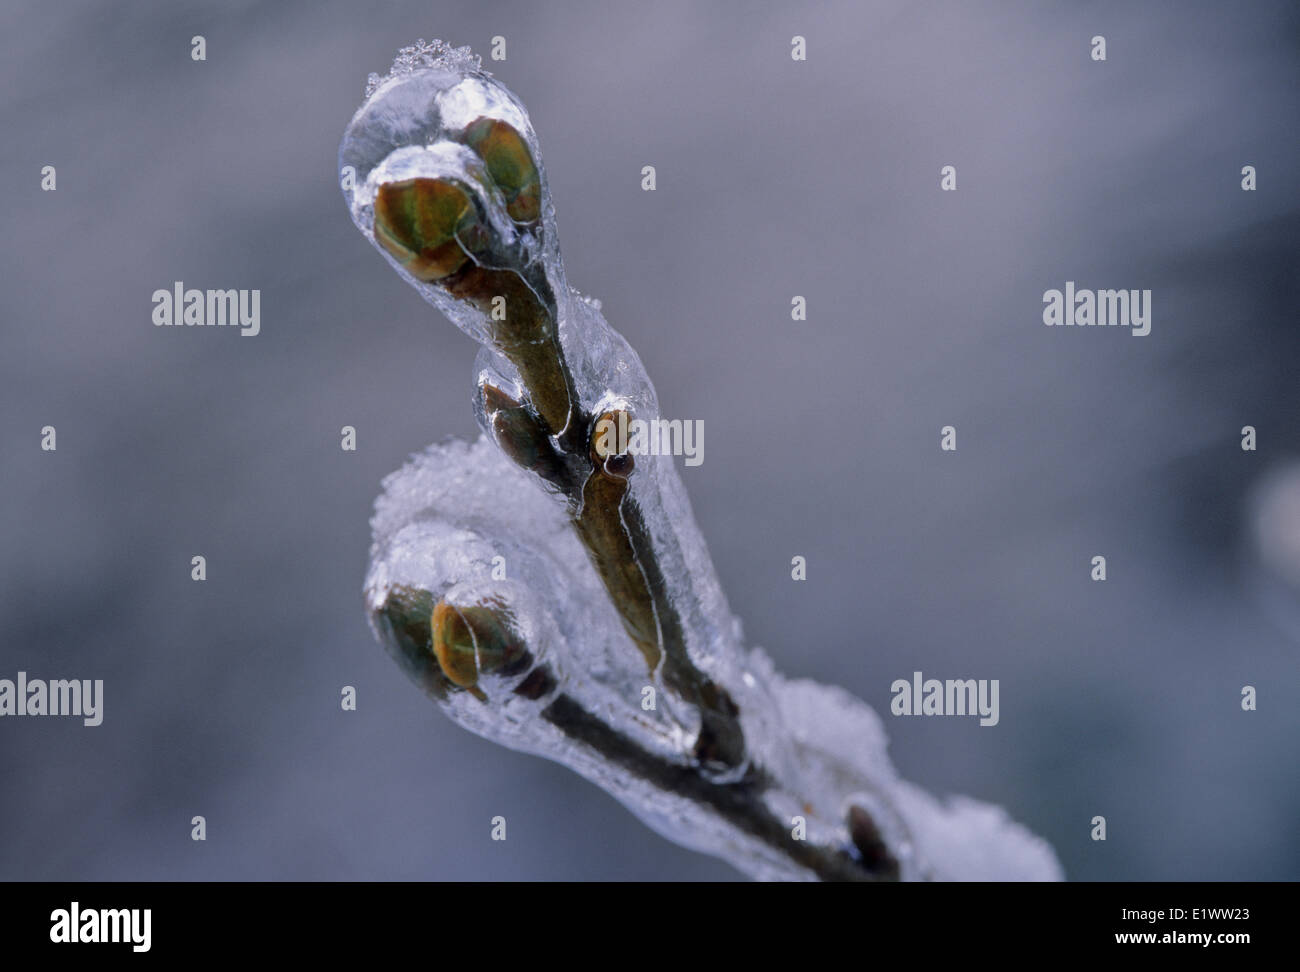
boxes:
[344,39,1062,883]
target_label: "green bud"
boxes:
[373,178,487,281]
[462,117,541,223]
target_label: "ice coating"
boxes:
[340,40,659,426]
[366,437,690,761]
[365,436,1062,880]
[349,41,1062,880]
[342,42,561,356]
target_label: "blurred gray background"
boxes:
[2,0,1297,880]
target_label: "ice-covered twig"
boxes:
[343,40,1062,881]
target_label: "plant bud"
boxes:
[373,178,488,281]
[590,409,635,479]
[461,117,541,223]
[431,597,528,699]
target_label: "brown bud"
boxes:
[431,598,528,700]
[481,383,565,485]
[590,410,635,479]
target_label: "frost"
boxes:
[350,41,1062,881]
[364,39,484,99]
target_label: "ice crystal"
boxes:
[364,38,484,99]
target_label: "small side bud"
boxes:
[590,409,635,479]
[480,382,565,484]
